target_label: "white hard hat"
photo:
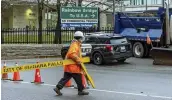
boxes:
[74,31,84,37]
[74,31,85,42]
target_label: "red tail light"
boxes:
[106,45,113,51]
[105,41,113,51]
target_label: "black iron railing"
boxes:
[1,27,114,44]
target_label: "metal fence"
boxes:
[1,27,114,44]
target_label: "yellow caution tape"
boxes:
[1,57,90,74]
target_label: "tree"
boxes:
[1,1,11,22]
[37,0,44,44]
[54,0,61,44]
[1,1,10,15]
[1,1,11,43]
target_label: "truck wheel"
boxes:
[133,42,144,58]
[93,52,103,65]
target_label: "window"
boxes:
[83,37,108,44]
[110,37,128,44]
[83,37,98,44]
[97,38,108,44]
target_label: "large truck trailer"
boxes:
[114,5,172,58]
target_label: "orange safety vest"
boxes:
[64,40,82,73]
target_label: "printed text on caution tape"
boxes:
[1,57,90,74]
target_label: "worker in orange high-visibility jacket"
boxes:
[53,31,89,96]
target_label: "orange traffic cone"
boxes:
[10,63,23,81]
[31,62,44,84]
[81,74,89,89]
[74,74,89,89]
[65,79,74,87]
[1,62,11,80]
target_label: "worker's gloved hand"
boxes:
[76,62,82,66]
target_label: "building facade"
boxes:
[1,4,58,29]
[2,0,172,29]
[123,0,172,11]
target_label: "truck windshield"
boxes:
[110,37,128,44]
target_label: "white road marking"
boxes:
[4,81,172,99]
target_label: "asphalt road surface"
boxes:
[1,57,172,100]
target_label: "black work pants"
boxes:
[56,72,84,92]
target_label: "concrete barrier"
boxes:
[1,44,63,60]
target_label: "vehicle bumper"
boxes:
[104,51,132,61]
[82,52,91,57]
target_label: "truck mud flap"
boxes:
[150,47,172,66]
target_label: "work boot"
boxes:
[78,90,89,95]
[53,88,62,96]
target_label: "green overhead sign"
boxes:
[60,7,99,26]
[60,7,98,19]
